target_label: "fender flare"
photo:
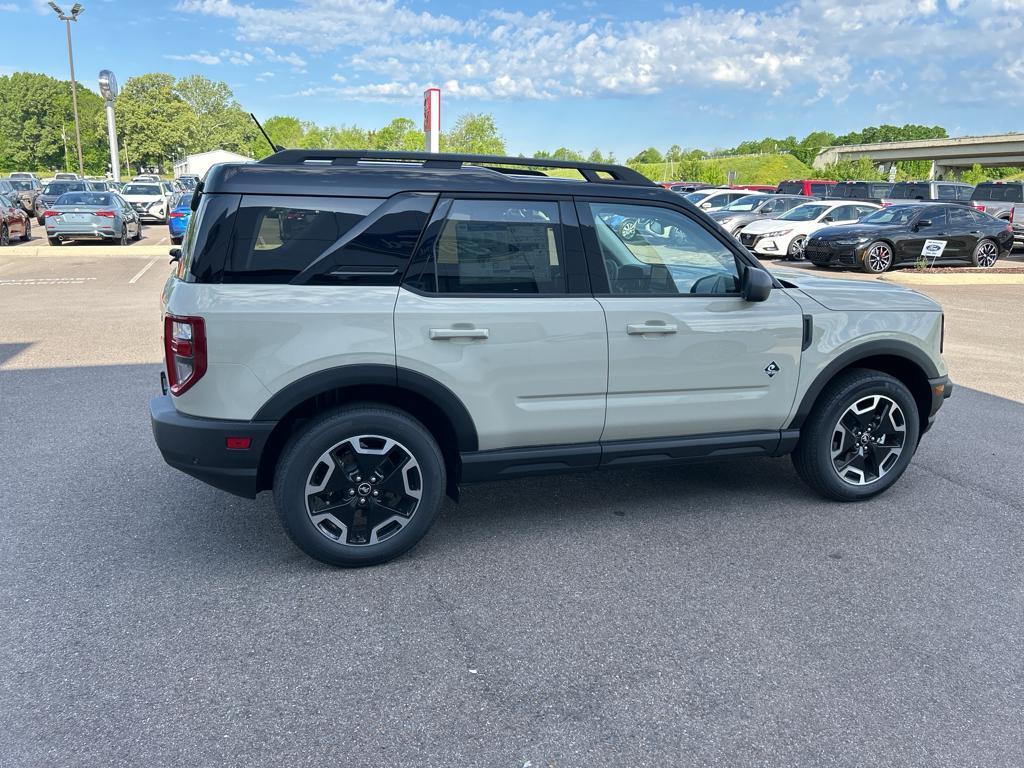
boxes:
[789,340,940,429]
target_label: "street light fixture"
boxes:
[48,2,86,178]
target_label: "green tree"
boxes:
[372,117,423,151]
[442,113,505,154]
[664,144,684,163]
[551,147,583,161]
[961,163,990,185]
[698,159,727,186]
[115,73,192,171]
[173,74,259,157]
[628,147,663,165]
[819,157,884,181]
[587,149,605,163]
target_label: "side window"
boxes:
[587,202,739,295]
[918,208,948,228]
[937,185,956,200]
[829,206,855,221]
[810,183,829,195]
[956,186,974,201]
[224,196,380,283]
[856,205,876,218]
[428,199,565,295]
[948,207,974,227]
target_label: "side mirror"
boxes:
[700,201,712,209]
[916,218,932,229]
[822,215,835,223]
[169,247,182,263]
[741,266,773,302]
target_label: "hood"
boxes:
[810,224,897,240]
[709,210,758,223]
[742,217,794,234]
[773,268,941,312]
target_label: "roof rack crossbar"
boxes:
[258,149,653,186]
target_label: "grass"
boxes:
[542,153,815,185]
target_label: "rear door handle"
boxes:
[627,323,678,335]
[429,328,489,340]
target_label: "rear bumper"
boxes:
[150,394,276,498]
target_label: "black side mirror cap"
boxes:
[916,219,932,228]
[169,247,182,263]
[741,266,773,302]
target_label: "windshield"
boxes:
[778,203,829,222]
[173,192,195,208]
[722,194,769,212]
[860,206,922,225]
[684,191,712,203]
[122,184,162,196]
[43,182,86,195]
[55,192,114,207]
[9,180,35,191]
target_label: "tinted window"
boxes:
[55,192,113,207]
[937,185,957,200]
[916,208,947,227]
[776,182,803,195]
[43,182,86,195]
[778,204,828,222]
[9,180,35,191]
[421,200,565,295]
[828,206,859,221]
[948,207,975,226]
[971,184,1024,203]
[122,184,162,196]
[890,183,932,200]
[870,184,893,198]
[589,202,739,295]
[956,186,974,201]
[810,183,833,195]
[967,208,994,225]
[225,196,379,283]
[0,194,11,208]
[862,206,921,225]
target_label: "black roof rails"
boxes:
[257,149,654,186]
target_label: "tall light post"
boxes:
[98,70,120,181]
[48,2,85,178]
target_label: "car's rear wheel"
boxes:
[861,241,893,273]
[0,225,8,247]
[20,219,31,241]
[971,238,998,268]
[792,369,920,501]
[787,236,807,260]
[274,405,446,567]
[171,236,182,245]
[118,226,128,246]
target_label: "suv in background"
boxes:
[683,187,751,211]
[776,179,837,196]
[708,193,811,236]
[826,181,894,204]
[883,181,973,205]
[6,178,42,215]
[151,150,951,567]
[970,181,1024,249]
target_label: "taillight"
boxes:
[163,314,207,396]
[973,204,986,212]
[43,210,60,217]
[168,211,185,218]
[94,210,115,218]
[1009,208,1015,224]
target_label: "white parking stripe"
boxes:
[128,256,161,284]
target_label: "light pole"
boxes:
[98,70,120,181]
[48,2,85,178]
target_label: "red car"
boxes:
[730,184,777,193]
[776,179,837,196]
[0,192,31,245]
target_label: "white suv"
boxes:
[151,151,952,567]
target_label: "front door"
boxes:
[577,199,804,442]
[900,207,949,263]
[395,197,607,451]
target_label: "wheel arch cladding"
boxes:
[791,343,938,432]
[254,365,477,496]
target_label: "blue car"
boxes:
[167,192,193,244]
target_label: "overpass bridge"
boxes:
[812,133,1024,179]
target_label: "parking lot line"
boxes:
[128,256,161,284]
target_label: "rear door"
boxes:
[395,196,607,451]
[576,198,804,442]
[946,205,978,259]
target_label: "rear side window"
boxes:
[776,182,802,195]
[224,196,380,283]
[809,183,832,195]
[956,186,974,201]
[937,185,957,200]
[417,199,565,295]
[971,184,1023,203]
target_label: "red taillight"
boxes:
[163,314,207,396]
[1008,207,1015,224]
[226,437,252,450]
[94,210,115,218]
[43,210,60,217]
[168,211,185,218]
[973,204,986,212]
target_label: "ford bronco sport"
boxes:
[151,150,952,567]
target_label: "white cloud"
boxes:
[177,0,1024,104]
[166,52,222,65]
[0,3,20,11]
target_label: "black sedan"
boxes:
[805,203,1014,273]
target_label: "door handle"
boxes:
[429,328,489,340]
[627,323,678,335]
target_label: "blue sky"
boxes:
[2,0,1022,157]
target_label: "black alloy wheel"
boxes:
[971,238,998,268]
[861,241,893,274]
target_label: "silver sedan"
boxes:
[43,192,143,246]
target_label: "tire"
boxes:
[791,368,920,502]
[133,223,143,241]
[786,235,807,261]
[971,238,998,268]
[861,241,894,274]
[20,219,31,241]
[0,225,8,247]
[47,236,60,246]
[118,226,128,246]
[273,405,446,567]
[171,236,182,245]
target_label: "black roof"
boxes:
[202,149,677,200]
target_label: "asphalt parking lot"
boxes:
[1,253,1022,767]
[18,220,174,248]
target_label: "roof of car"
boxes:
[201,149,681,201]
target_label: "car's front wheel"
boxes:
[861,241,894,273]
[274,405,446,567]
[791,369,920,501]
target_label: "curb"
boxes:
[0,245,172,258]
[881,272,1024,286]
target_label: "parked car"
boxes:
[36,180,89,224]
[739,200,881,260]
[0,192,32,245]
[177,175,200,190]
[53,172,81,181]
[0,179,19,205]
[709,194,814,236]
[667,182,711,194]
[120,182,173,223]
[826,181,895,204]
[42,191,142,246]
[683,187,750,212]
[9,172,41,181]
[6,178,43,215]
[969,181,1024,249]
[882,180,973,204]
[730,184,777,193]
[805,203,1013,273]
[776,179,837,196]
[132,174,161,183]
[150,149,952,567]
[167,192,193,244]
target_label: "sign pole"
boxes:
[99,70,120,182]
[423,88,440,154]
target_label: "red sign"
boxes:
[423,88,440,133]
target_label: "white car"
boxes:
[120,182,173,223]
[684,188,752,212]
[738,200,881,260]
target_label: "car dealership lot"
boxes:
[1,253,1022,766]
